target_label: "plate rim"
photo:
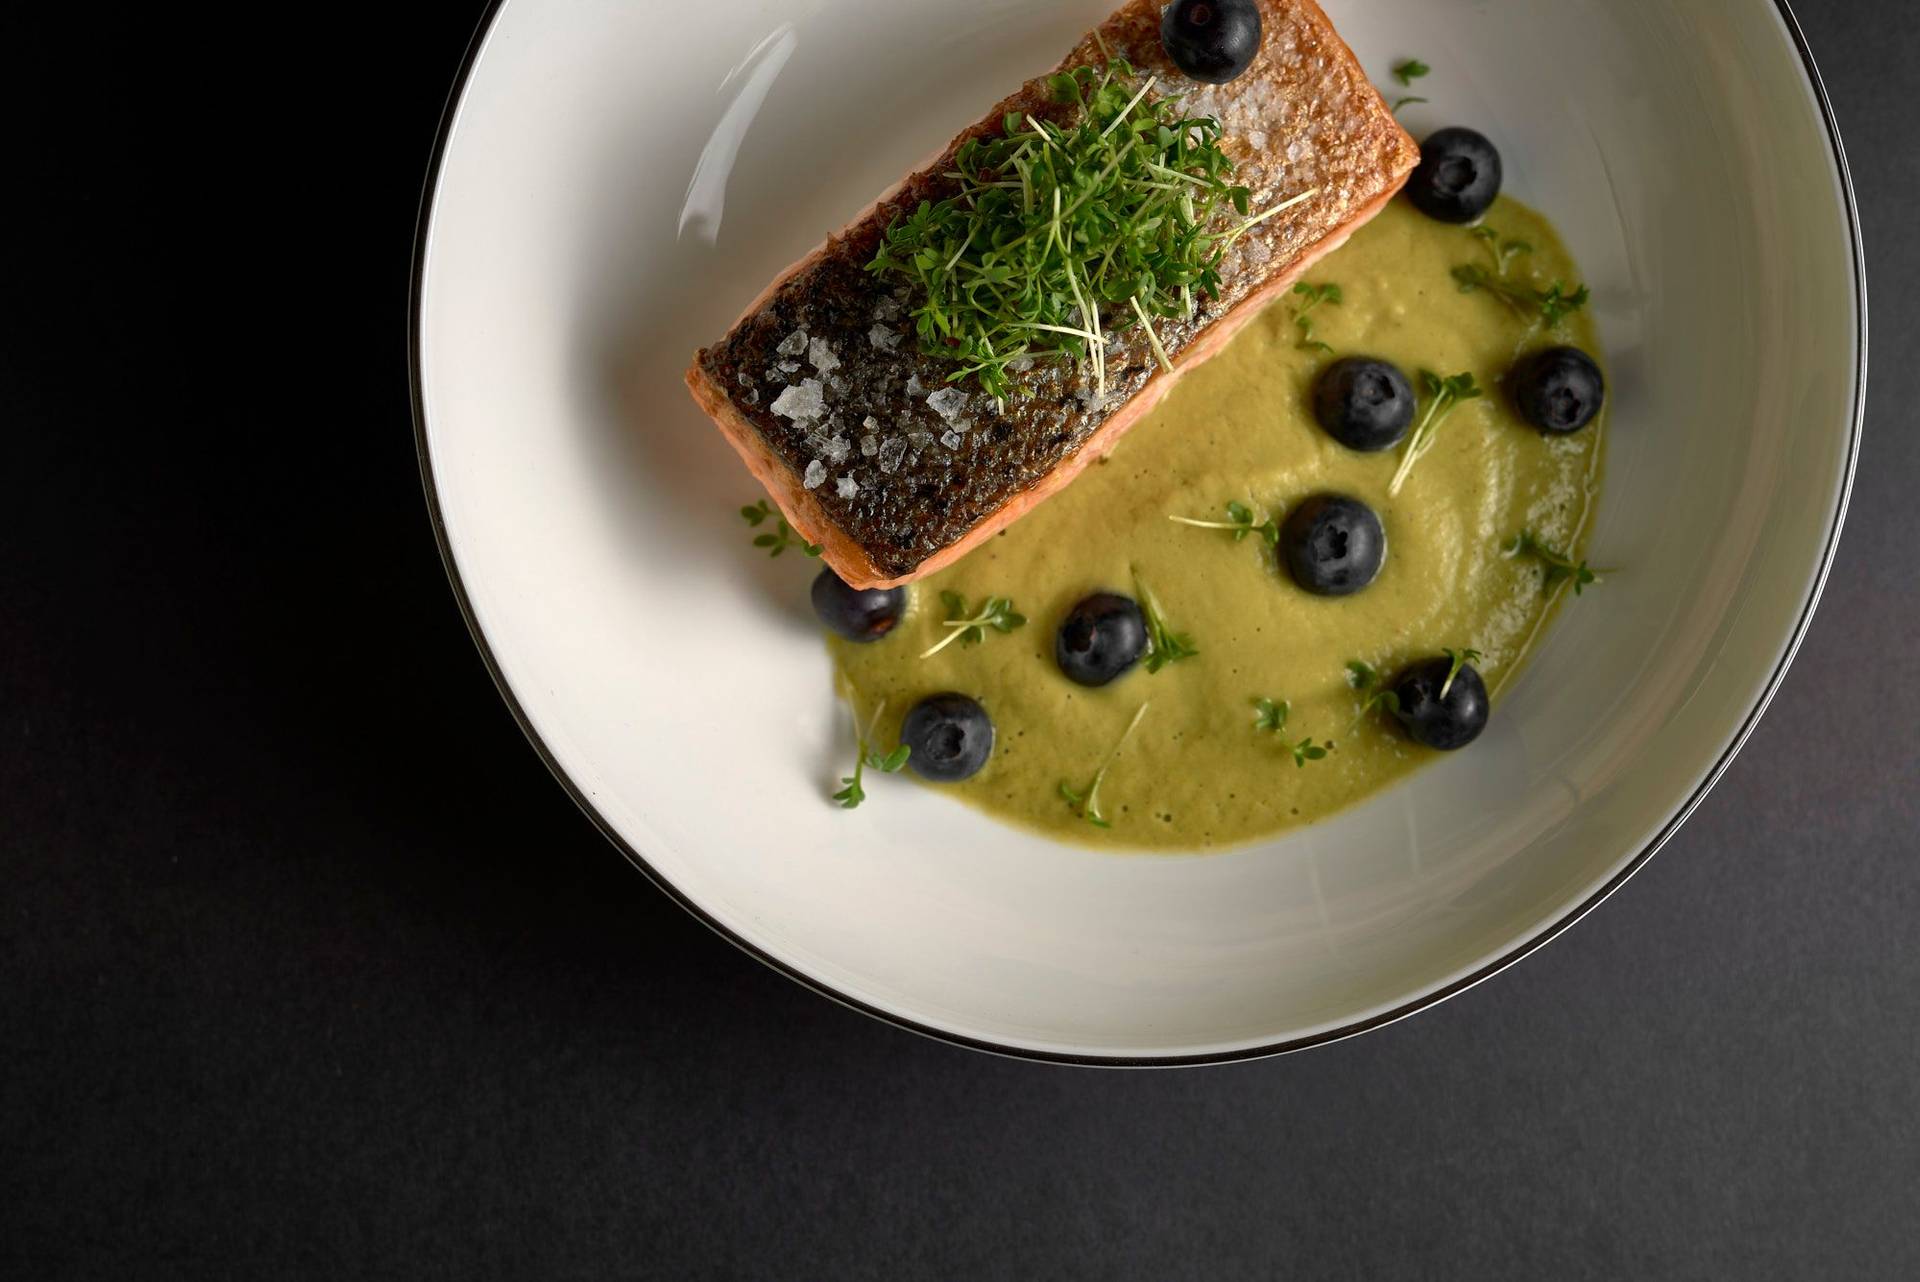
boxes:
[408,0,1867,1067]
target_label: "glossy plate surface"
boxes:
[413,0,1863,1062]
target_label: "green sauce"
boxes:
[831,196,1603,851]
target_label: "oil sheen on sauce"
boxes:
[830,196,1604,851]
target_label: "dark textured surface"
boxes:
[4,3,1917,1279]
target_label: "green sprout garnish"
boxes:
[1290,281,1343,354]
[1059,701,1152,828]
[740,500,823,558]
[1253,696,1329,767]
[1451,226,1588,328]
[1392,58,1431,86]
[1388,370,1484,496]
[1347,660,1403,722]
[921,591,1027,658]
[1439,647,1483,700]
[1132,568,1199,673]
[867,58,1317,400]
[1507,530,1603,595]
[1168,499,1280,547]
[1391,96,1428,114]
[833,703,911,809]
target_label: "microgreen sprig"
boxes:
[1388,370,1484,496]
[833,703,911,809]
[921,590,1027,658]
[740,500,823,558]
[1132,568,1199,673]
[1451,225,1588,328]
[1347,660,1403,722]
[867,59,1314,400]
[1290,281,1343,354]
[1439,647,1483,699]
[1059,701,1151,828]
[1392,58,1431,86]
[1168,499,1280,547]
[1252,696,1329,767]
[1507,530,1602,595]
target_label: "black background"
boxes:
[5,3,1917,1277]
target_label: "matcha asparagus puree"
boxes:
[829,196,1604,850]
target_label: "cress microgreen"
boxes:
[1253,696,1328,766]
[1131,568,1199,673]
[1168,499,1280,547]
[1290,281,1343,353]
[1392,58,1431,86]
[1252,696,1290,734]
[1391,96,1428,114]
[1451,225,1588,328]
[1059,701,1151,828]
[1387,369,1484,496]
[1507,530,1602,595]
[739,499,823,558]
[867,58,1316,401]
[833,703,911,810]
[1438,647,1483,700]
[921,590,1027,658]
[1347,659,1403,722]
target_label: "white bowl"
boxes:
[412,0,1863,1063]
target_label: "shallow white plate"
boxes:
[412,0,1863,1063]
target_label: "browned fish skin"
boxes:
[693,0,1415,583]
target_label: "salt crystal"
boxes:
[827,375,848,396]
[835,476,858,500]
[741,387,759,406]
[868,324,902,352]
[1247,129,1269,150]
[802,460,827,489]
[770,379,825,421]
[873,296,901,322]
[776,359,801,375]
[736,370,752,387]
[926,387,967,421]
[860,434,879,457]
[906,373,925,397]
[1007,355,1035,373]
[824,435,851,464]
[776,329,808,358]
[940,429,962,450]
[878,437,908,473]
[808,337,840,373]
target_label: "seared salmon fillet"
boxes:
[685,0,1417,588]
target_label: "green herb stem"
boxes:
[1388,370,1484,497]
[1060,701,1152,828]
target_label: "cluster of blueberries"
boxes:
[800,11,1605,785]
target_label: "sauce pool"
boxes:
[831,196,1604,851]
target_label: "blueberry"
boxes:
[1160,0,1262,85]
[810,569,907,643]
[900,693,995,783]
[1511,346,1605,435]
[1282,495,1386,596]
[1391,657,1490,750]
[1313,357,1417,452]
[1406,127,1502,224]
[1055,593,1148,687]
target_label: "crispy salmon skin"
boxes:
[686,0,1416,588]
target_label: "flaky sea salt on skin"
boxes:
[835,476,858,499]
[802,459,827,489]
[808,336,840,374]
[926,387,967,421]
[776,329,808,358]
[770,379,825,421]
